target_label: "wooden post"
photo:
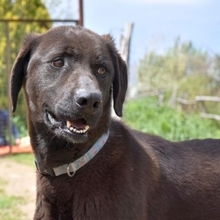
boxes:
[119,22,134,66]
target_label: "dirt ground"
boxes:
[0,157,36,219]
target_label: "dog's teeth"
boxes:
[66,121,72,128]
[66,121,90,134]
[84,125,90,131]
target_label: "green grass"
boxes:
[124,97,220,141]
[0,178,26,220]
[6,153,35,167]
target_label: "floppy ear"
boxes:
[103,34,128,117]
[10,34,38,112]
[112,53,128,117]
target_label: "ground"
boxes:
[0,157,36,219]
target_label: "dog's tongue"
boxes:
[70,119,86,128]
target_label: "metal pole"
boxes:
[5,21,13,151]
[78,0,84,26]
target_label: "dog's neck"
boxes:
[35,130,110,177]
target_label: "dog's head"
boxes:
[10,26,127,144]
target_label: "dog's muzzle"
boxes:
[46,109,90,134]
[43,91,103,143]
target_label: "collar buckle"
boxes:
[67,164,75,177]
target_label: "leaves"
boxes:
[138,38,219,99]
[0,0,51,123]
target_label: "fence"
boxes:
[0,19,78,148]
[177,96,220,121]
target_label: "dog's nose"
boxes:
[75,91,102,113]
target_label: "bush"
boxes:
[123,97,220,141]
[12,116,28,138]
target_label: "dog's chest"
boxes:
[39,173,140,220]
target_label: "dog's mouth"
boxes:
[45,109,90,135]
[66,120,90,134]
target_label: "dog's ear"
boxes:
[112,53,127,117]
[10,34,39,112]
[103,35,128,117]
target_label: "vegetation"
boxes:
[0,0,51,124]
[0,178,26,220]
[124,97,220,141]
[138,38,220,105]
[6,153,34,166]
[12,115,28,137]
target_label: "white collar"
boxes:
[35,130,109,177]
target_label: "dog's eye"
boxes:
[51,59,64,68]
[97,67,106,75]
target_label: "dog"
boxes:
[10,25,220,220]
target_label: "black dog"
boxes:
[11,26,220,220]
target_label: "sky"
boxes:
[47,0,220,65]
